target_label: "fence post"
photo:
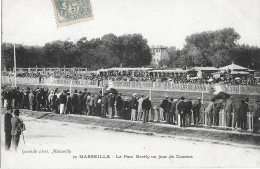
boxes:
[150,89,152,101]
[251,113,254,132]
[248,112,251,131]
[239,85,241,94]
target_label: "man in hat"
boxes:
[65,92,72,114]
[77,91,83,115]
[142,96,152,123]
[253,97,260,133]
[106,93,114,118]
[238,100,248,130]
[165,98,173,124]
[185,98,193,126]
[213,99,222,126]
[36,89,42,111]
[129,93,138,121]
[170,99,178,124]
[4,105,13,150]
[193,97,202,126]
[159,96,169,122]
[11,109,24,151]
[175,98,181,125]
[205,98,215,126]
[137,94,144,121]
[59,91,67,114]
[177,96,186,127]
[95,91,102,117]
[114,92,122,118]
[71,89,78,114]
[82,88,88,114]
[122,98,129,120]
[28,89,34,110]
[101,94,107,118]
[224,96,235,127]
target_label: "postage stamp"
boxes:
[52,0,94,27]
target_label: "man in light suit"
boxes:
[224,96,235,127]
[177,96,186,127]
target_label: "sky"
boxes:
[2,0,260,49]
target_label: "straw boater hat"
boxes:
[197,97,201,100]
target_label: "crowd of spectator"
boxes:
[1,68,258,86]
[2,85,260,133]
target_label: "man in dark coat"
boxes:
[52,93,58,113]
[142,96,152,123]
[253,97,260,133]
[7,89,12,109]
[185,98,193,126]
[114,92,122,117]
[95,91,102,117]
[4,106,13,150]
[213,100,222,126]
[170,99,177,124]
[78,91,83,115]
[238,100,249,130]
[177,96,186,127]
[101,94,107,118]
[14,87,21,109]
[193,97,202,126]
[65,92,72,114]
[82,89,88,115]
[36,89,42,111]
[122,98,129,120]
[129,94,138,121]
[165,98,173,124]
[22,90,29,109]
[71,90,78,114]
[159,96,169,121]
[18,89,24,109]
[11,87,17,109]
[11,109,24,151]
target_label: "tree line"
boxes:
[2,28,260,71]
[1,34,151,70]
[162,28,260,70]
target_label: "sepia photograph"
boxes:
[1,0,260,168]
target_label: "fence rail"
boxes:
[148,108,254,131]
[2,76,260,94]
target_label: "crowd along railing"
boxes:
[2,76,260,94]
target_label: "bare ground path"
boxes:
[1,109,260,168]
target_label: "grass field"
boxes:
[2,83,259,111]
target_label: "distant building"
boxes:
[150,45,169,67]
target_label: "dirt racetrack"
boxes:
[1,110,260,168]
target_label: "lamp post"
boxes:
[14,44,16,87]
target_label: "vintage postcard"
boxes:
[52,0,94,27]
[1,0,260,168]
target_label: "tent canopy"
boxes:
[188,67,218,72]
[212,70,249,75]
[218,63,248,71]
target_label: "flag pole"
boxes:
[14,44,17,87]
